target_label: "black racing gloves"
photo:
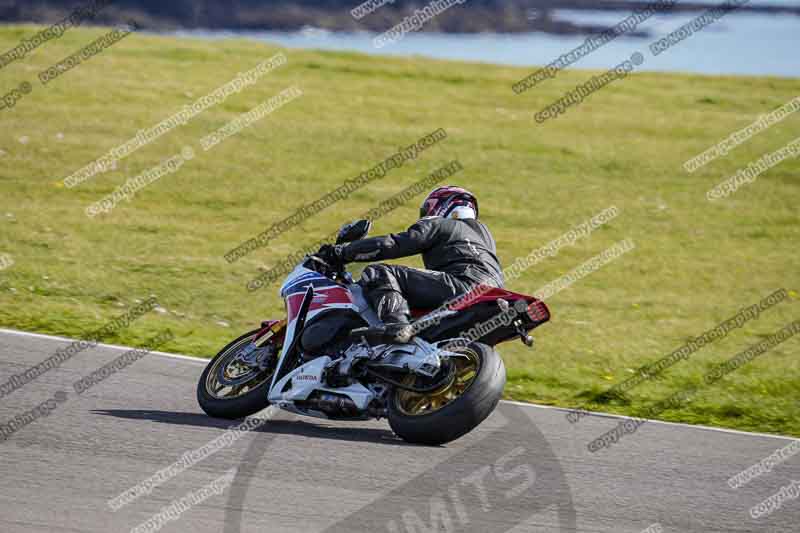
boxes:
[316,244,347,266]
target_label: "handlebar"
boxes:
[306,253,351,284]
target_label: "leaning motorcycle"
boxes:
[197,220,550,445]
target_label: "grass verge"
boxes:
[0,25,797,436]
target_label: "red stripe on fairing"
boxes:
[286,286,356,321]
[309,286,355,311]
[286,293,307,322]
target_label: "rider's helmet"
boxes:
[419,186,479,219]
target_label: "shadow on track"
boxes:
[91,409,412,446]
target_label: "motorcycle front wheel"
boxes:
[197,329,279,419]
[387,341,505,445]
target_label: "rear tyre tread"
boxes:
[387,342,505,446]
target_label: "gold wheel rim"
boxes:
[205,334,277,400]
[395,348,481,416]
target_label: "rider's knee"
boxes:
[360,263,393,285]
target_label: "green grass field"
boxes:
[0,25,797,436]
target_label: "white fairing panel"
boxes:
[347,283,381,327]
[268,356,374,412]
[269,356,331,403]
[267,261,378,416]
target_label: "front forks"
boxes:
[234,343,276,371]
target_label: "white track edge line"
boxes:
[0,327,207,364]
[501,400,797,442]
[1,327,795,441]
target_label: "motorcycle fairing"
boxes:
[268,356,375,419]
[280,266,359,323]
[262,258,550,421]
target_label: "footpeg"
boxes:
[498,298,535,348]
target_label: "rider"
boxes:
[319,186,504,342]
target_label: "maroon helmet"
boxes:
[419,186,479,219]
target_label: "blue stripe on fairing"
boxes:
[281,272,339,297]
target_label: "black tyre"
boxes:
[388,342,505,445]
[197,329,279,419]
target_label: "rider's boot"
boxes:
[374,291,415,343]
[381,316,414,344]
[351,291,415,344]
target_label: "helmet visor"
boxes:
[420,197,438,218]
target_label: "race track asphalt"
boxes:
[1,328,797,532]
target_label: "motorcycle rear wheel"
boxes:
[387,342,505,445]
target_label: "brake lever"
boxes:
[308,254,350,283]
[308,254,328,265]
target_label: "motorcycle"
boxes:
[197,219,550,445]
